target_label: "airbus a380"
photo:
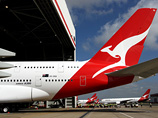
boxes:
[0,8,158,112]
[100,89,150,106]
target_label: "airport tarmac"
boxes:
[0,105,158,118]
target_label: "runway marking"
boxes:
[120,112,134,118]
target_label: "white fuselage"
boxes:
[100,97,140,105]
[0,61,86,103]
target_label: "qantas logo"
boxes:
[142,94,149,99]
[92,27,150,78]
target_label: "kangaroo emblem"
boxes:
[93,27,150,78]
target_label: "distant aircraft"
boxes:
[95,99,100,104]
[100,89,150,106]
[78,93,97,105]
[0,8,158,113]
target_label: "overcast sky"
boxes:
[65,0,158,99]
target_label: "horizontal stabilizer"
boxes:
[0,48,15,58]
[106,58,158,78]
[0,62,14,69]
[0,71,11,78]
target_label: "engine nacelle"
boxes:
[0,85,50,103]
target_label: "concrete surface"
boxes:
[0,105,158,118]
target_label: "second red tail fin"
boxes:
[138,89,150,102]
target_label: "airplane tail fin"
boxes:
[95,99,99,104]
[90,8,156,66]
[138,89,150,102]
[90,93,97,99]
[93,96,97,101]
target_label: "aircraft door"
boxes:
[80,76,86,86]
[14,64,21,73]
[58,63,64,73]
[35,76,42,87]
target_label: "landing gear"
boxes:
[2,107,9,113]
[1,102,32,113]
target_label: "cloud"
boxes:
[92,0,158,50]
[66,0,127,10]
[65,0,127,23]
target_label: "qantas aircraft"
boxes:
[78,93,97,105]
[0,8,158,112]
[100,89,150,106]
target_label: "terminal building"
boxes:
[0,0,77,108]
[150,93,158,103]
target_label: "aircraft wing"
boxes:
[0,48,15,58]
[106,58,158,78]
[120,99,133,104]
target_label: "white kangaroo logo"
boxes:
[92,27,150,78]
[101,45,120,58]
[142,94,149,99]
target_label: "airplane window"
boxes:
[49,79,51,82]
[55,79,57,82]
[14,80,15,82]
[45,80,47,82]
[71,79,73,82]
[52,79,54,82]
[65,79,66,82]
[58,79,60,82]
[23,80,25,82]
[43,67,45,68]
[20,80,22,82]
[4,80,6,82]
[28,67,29,68]
[40,67,42,68]
[10,80,12,82]
[61,79,63,82]
[17,80,19,82]
[30,80,31,82]
[34,67,36,68]
[1,80,3,82]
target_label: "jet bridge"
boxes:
[0,0,76,108]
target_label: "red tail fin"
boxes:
[90,8,156,66]
[138,89,150,102]
[90,93,97,99]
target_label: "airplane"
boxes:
[95,99,100,104]
[78,93,97,105]
[0,8,158,113]
[100,89,150,107]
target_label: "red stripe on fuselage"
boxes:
[53,61,134,100]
